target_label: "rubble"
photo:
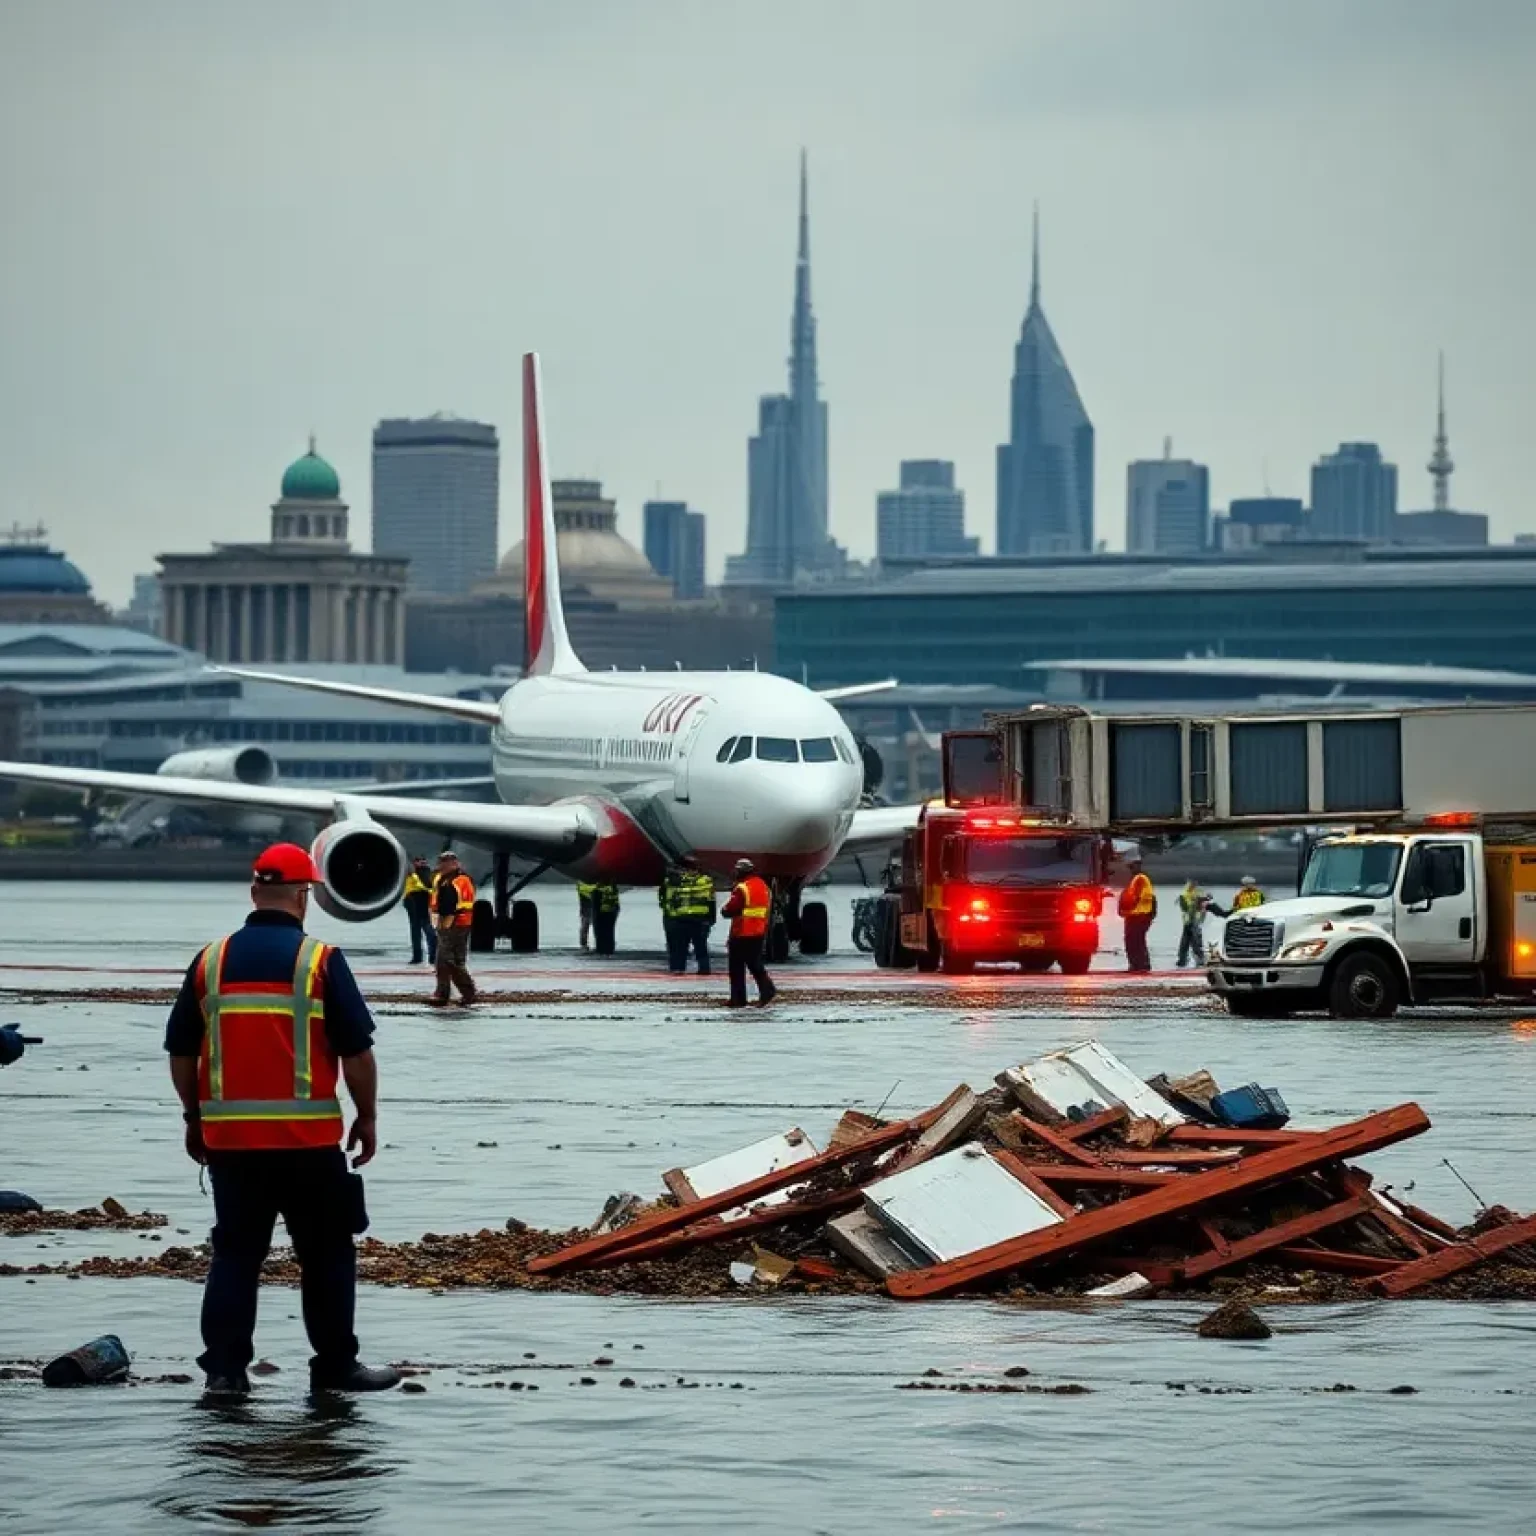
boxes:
[0,1201,168,1235]
[8,1039,1535,1305]
[1196,1300,1273,1340]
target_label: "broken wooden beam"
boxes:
[990,1149,1079,1218]
[886,1087,984,1173]
[1098,1147,1244,1169]
[1335,1167,1437,1256]
[1055,1106,1127,1141]
[583,1190,861,1269]
[1272,1245,1403,1277]
[1022,1164,1181,1190]
[1015,1116,1105,1167]
[1166,1126,1308,1149]
[1176,1196,1373,1282]
[1368,1210,1536,1297]
[530,1115,926,1274]
[886,1103,1431,1299]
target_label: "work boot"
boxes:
[428,996,450,1008]
[203,1371,252,1398]
[310,1361,402,1394]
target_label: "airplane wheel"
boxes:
[799,901,829,956]
[469,899,497,953]
[510,899,540,953]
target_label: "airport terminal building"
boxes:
[775,548,1536,689]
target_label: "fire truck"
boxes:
[870,731,1110,974]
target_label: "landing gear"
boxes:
[470,900,496,953]
[799,901,829,956]
[772,878,829,958]
[509,900,539,953]
[471,851,550,953]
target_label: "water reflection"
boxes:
[155,1395,394,1529]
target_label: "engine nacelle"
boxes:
[158,745,277,786]
[310,819,409,923]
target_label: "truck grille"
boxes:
[1224,917,1277,960]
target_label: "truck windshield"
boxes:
[963,836,1096,885]
[1301,842,1401,899]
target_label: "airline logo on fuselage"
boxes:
[642,693,705,734]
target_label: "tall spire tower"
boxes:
[789,148,818,405]
[1428,351,1454,513]
[1029,201,1041,312]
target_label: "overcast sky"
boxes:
[2,0,1533,604]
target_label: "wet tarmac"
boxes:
[5,880,1536,1533]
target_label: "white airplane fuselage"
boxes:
[489,670,864,883]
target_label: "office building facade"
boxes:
[1126,448,1211,555]
[372,416,499,596]
[996,213,1094,555]
[643,501,707,599]
[876,461,977,561]
[1310,442,1397,542]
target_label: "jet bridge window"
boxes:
[800,737,838,762]
[756,736,799,763]
[729,736,753,764]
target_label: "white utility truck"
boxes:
[1207,819,1536,1018]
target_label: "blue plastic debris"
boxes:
[1211,1084,1290,1131]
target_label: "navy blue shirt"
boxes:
[163,911,376,1059]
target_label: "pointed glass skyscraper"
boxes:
[996,212,1095,555]
[727,153,842,585]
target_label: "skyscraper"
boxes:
[1310,442,1397,542]
[876,461,977,561]
[996,210,1095,555]
[644,500,707,599]
[1126,441,1211,555]
[372,416,499,596]
[726,154,842,585]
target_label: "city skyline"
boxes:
[2,1,1533,603]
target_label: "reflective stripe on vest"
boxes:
[1234,888,1265,909]
[451,872,476,927]
[198,935,342,1145]
[1123,873,1155,918]
[731,877,771,938]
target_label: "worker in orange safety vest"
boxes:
[430,850,479,1007]
[720,857,778,1008]
[1117,856,1157,974]
[164,841,400,1398]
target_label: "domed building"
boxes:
[0,524,110,625]
[157,440,408,664]
[475,479,672,609]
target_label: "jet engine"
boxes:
[158,746,278,786]
[310,818,409,923]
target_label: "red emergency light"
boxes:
[1423,811,1480,828]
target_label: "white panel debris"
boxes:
[861,1145,1064,1264]
[668,1130,820,1222]
[1003,1040,1187,1129]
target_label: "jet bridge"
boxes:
[942,702,1536,833]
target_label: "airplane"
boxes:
[0,354,916,955]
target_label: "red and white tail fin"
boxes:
[522,352,583,677]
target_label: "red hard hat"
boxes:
[253,842,319,885]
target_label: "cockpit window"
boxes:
[729,736,753,764]
[716,737,738,763]
[756,736,799,763]
[834,738,854,765]
[801,737,837,763]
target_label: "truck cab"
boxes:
[1208,823,1536,1018]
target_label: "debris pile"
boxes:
[0,1199,168,1236]
[520,1039,1536,1303]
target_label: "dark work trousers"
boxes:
[668,918,711,975]
[404,893,437,964]
[201,1147,363,1378]
[1176,921,1204,968]
[1124,916,1153,973]
[593,909,618,956]
[727,935,776,1006]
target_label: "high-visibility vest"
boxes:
[195,934,342,1152]
[1177,888,1205,920]
[445,872,476,926]
[404,871,429,898]
[729,876,772,939]
[676,872,714,919]
[1233,887,1266,910]
[592,882,620,915]
[576,881,597,903]
[1119,872,1155,919]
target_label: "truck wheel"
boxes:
[1058,953,1092,976]
[1328,951,1400,1020]
[469,899,497,953]
[798,901,829,956]
[939,946,973,975]
[509,899,539,953]
[1020,954,1053,974]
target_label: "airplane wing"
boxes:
[841,802,923,852]
[0,760,595,862]
[213,667,503,725]
[818,678,898,702]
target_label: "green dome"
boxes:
[280,439,341,500]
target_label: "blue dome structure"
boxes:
[280,435,342,501]
[0,543,91,595]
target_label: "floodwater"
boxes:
[4,880,1536,1534]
